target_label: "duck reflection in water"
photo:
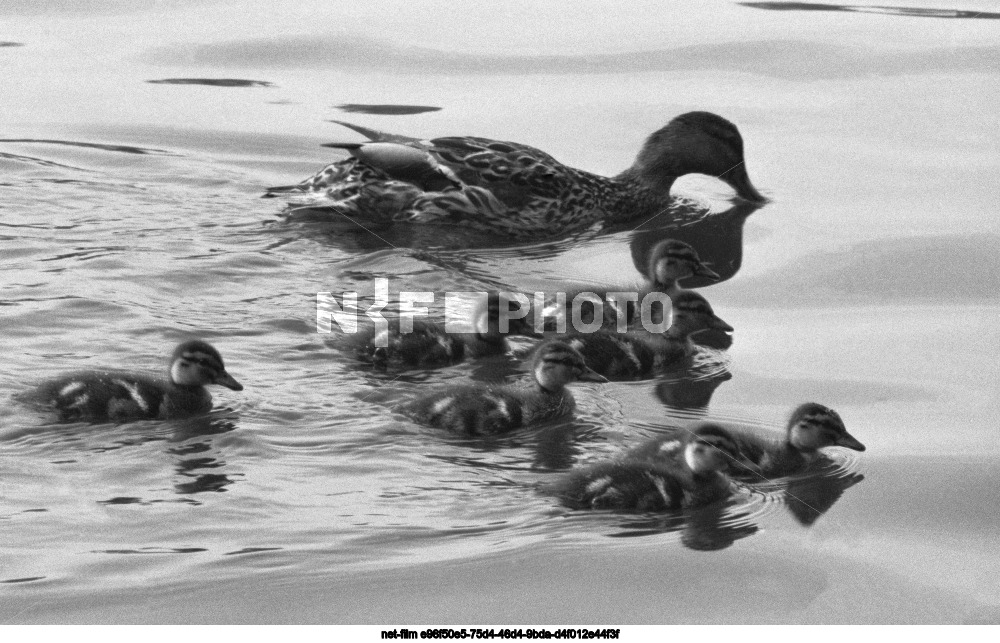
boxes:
[624,201,760,350]
[168,414,240,497]
[655,369,733,413]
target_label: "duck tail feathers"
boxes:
[326,120,424,145]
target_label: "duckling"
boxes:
[404,340,607,436]
[26,340,243,423]
[729,403,866,479]
[540,239,719,331]
[351,292,540,369]
[264,112,766,236]
[553,423,741,511]
[627,403,865,480]
[557,290,733,380]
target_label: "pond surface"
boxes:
[1,0,999,625]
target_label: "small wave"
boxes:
[0,138,177,156]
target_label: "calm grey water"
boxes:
[2,0,1000,625]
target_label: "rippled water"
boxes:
[2,0,1000,625]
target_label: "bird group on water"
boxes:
[23,112,865,519]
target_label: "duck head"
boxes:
[683,423,742,474]
[786,403,865,453]
[647,239,720,287]
[668,290,733,337]
[628,112,767,203]
[169,340,243,391]
[531,340,608,391]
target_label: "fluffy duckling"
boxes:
[628,403,865,480]
[27,340,243,423]
[553,423,741,511]
[264,112,766,236]
[405,340,607,435]
[352,292,540,369]
[540,239,719,331]
[559,290,733,380]
[730,403,866,479]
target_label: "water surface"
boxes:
[1,0,999,624]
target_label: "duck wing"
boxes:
[426,136,570,209]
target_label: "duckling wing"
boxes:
[406,387,524,435]
[553,461,684,512]
[31,372,167,422]
[562,332,656,381]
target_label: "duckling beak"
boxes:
[721,164,768,204]
[215,371,244,391]
[694,265,721,281]
[709,315,734,332]
[834,432,866,451]
[577,367,609,383]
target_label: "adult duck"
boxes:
[265,112,767,236]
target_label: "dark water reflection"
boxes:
[336,104,442,115]
[740,2,1000,20]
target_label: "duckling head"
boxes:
[474,292,542,343]
[169,340,243,391]
[683,423,741,474]
[629,112,767,204]
[648,239,720,287]
[786,403,865,453]
[531,341,608,391]
[669,290,733,336]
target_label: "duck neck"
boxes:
[596,169,675,223]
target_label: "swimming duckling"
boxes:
[553,423,741,511]
[351,292,540,369]
[26,340,243,423]
[628,403,865,480]
[558,290,732,380]
[265,112,767,236]
[540,239,719,331]
[730,403,866,479]
[405,340,607,436]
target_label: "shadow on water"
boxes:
[738,2,1000,20]
[335,104,442,115]
[146,78,274,87]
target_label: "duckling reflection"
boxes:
[655,369,732,412]
[168,415,240,497]
[606,501,759,552]
[783,463,865,526]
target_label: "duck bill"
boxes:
[694,264,721,281]
[215,371,244,391]
[709,315,734,332]
[722,164,768,204]
[835,432,866,452]
[577,367,609,383]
